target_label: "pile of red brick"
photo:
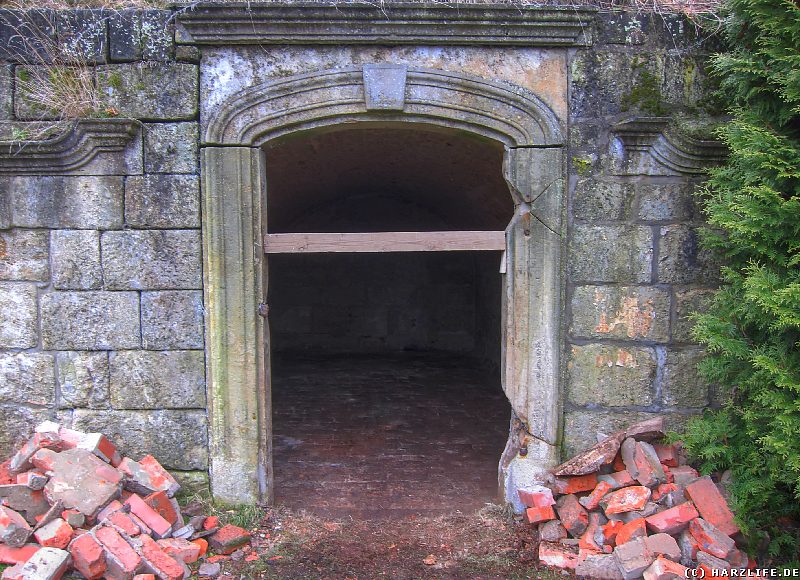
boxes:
[522,418,752,579]
[0,421,251,580]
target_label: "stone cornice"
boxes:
[175,2,596,47]
[613,116,727,175]
[0,119,140,175]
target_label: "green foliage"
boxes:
[682,0,800,563]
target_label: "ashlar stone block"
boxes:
[0,65,12,120]
[41,291,140,350]
[572,179,632,221]
[143,123,199,174]
[125,175,200,228]
[662,348,709,408]
[569,225,653,283]
[56,351,110,409]
[110,350,205,409]
[658,225,720,284]
[0,282,38,348]
[636,182,696,222]
[0,405,53,462]
[0,176,123,229]
[71,409,208,470]
[141,290,204,349]
[102,230,202,290]
[567,344,656,407]
[570,285,670,342]
[0,353,55,406]
[673,288,716,343]
[97,63,198,120]
[0,229,49,282]
[51,230,102,290]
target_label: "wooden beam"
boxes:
[263,231,506,253]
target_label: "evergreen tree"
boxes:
[683,0,800,563]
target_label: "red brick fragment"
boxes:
[96,500,124,522]
[600,520,625,546]
[653,443,680,467]
[208,524,251,555]
[615,518,647,546]
[652,483,678,502]
[30,449,57,473]
[143,491,179,526]
[108,512,141,537]
[136,534,188,580]
[157,538,202,564]
[6,547,70,580]
[134,575,156,580]
[688,517,736,559]
[645,533,681,562]
[16,471,47,491]
[125,494,172,539]
[0,505,31,548]
[685,476,740,536]
[33,517,73,549]
[95,525,143,578]
[645,501,699,535]
[0,543,39,565]
[138,456,180,497]
[579,480,613,510]
[191,538,208,558]
[579,512,605,554]
[0,460,13,485]
[601,485,652,515]
[538,541,580,570]
[555,494,589,538]
[698,550,732,574]
[614,536,654,579]
[525,505,555,524]
[643,555,689,580]
[598,470,636,490]
[612,452,626,472]
[79,433,122,467]
[551,473,597,495]
[202,516,220,530]
[670,466,699,487]
[517,485,555,509]
[61,509,85,528]
[70,533,107,580]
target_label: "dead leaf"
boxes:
[423,555,437,566]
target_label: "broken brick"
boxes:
[552,432,625,476]
[645,533,681,562]
[652,483,678,502]
[643,556,689,580]
[16,471,47,491]
[579,480,613,510]
[614,536,655,580]
[125,494,172,539]
[79,433,122,467]
[0,484,51,525]
[524,505,555,524]
[551,473,597,495]
[191,538,208,558]
[633,441,667,487]
[601,486,652,515]
[157,538,202,564]
[134,534,188,580]
[61,509,85,528]
[538,541,580,570]
[517,485,555,509]
[598,470,636,490]
[202,516,219,531]
[44,449,121,519]
[208,524,251,555]
[33,518,73,549]
[107,512,142,537]
[555,494,589,538]
[134,575,156,580]
[575,553,624,579]
[678,529,700,566]
[9,433,60,475]
[688,517,736,559]
[579,512,605,553]
[8,547,70,580]
[0,544,39,565]
[70,533,107,580]
[615,518,647,546]
[539,520,567,542]
[143,491,179,526]
[698,550,732,574]
[685,476,740,536]
[0,460,13,484]
[653,443,681,467]
[30,449,57,473]
[671,466,700,488]
[96,500,124,522]
[644,501,699,535]
[95,525,143,579]
[600,520,625,546]
[0,506,31,548]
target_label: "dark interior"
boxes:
[265,126,514,518]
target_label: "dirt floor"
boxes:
[205,504,561,580]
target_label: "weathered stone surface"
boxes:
[0,406,52,464]
[50,230,102,290]
[573,179,632,221]
[0,229,49,282]
[98,63,198,120]
[110,350,205,409]
[673,288,716,343]
[662,348,709,408]
[636,182,696,222]
[141,290,204,350]
[143,123,199,174]
[125,175,200,228]
[563,410,666,459]
[0,65,12,120]
[570,285,670,341]
[658,225,720,284]
[109,10,174,62]
[171,471,209,497]
[0,282,37,348]
[0,353,54,406]
[567,344,656,407]
[56,351,110,409]
[569,225,653,283]
[0,176,123,229]
[101,230,202,290]
[71,410,208,470]
[41,291,140,350]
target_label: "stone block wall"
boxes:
[0,6,723,494]
[0,10,208,491]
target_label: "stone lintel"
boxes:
[177,3,596,47]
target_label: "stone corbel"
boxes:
[0,119,140,175]
[612,116,727,176]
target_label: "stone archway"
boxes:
[201,64,565,505]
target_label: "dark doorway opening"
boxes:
[265,126,513,518]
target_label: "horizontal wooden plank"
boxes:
[264,231,506,253]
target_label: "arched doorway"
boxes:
[201,65,565,506]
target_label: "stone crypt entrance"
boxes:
[200,64,566,506]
